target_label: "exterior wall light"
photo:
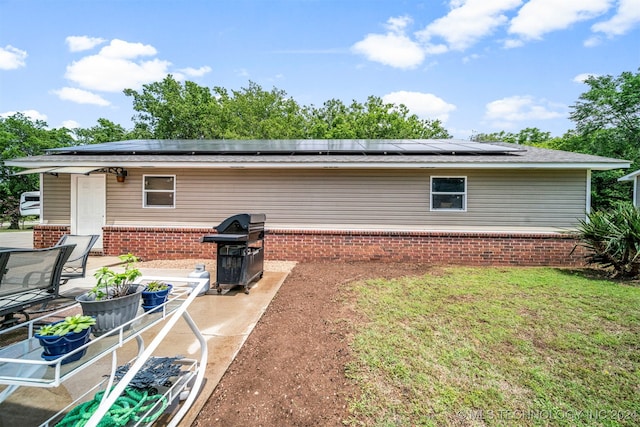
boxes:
[116,168,128,183]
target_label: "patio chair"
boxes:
[0,244,75,327]
[55,234,99,285]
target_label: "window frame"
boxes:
[142,175,176,209]
[430,176,467,212]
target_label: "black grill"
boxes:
[200,213,266,294]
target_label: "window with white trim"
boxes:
[431,177,466,211]
[143,175,175,208]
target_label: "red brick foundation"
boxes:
[33,225,587,266]
[267,229,587,266]
[102,226,218,261]
[33,225,70,249]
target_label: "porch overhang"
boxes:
[12,166,105,176]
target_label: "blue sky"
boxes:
[1,0,639,139]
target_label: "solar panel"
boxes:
[48,139,524,155]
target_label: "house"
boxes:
[6,139,630,266]
[618,170,640,207]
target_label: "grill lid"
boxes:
[215,213,266,234]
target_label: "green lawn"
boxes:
[345,267,640,426]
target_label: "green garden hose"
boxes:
[55,387,168,427]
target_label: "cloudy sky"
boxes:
[1,0,639,139]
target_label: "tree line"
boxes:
[1,69,639,228]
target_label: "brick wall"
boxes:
[101,226,217,261]
[33,225,587,266]
[33,225,70,249]
[267,229,586,266]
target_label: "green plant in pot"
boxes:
[75,253,144,336]
[141,280,173,313]
[35,314,96,364]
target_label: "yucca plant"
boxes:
[572,202,640,277]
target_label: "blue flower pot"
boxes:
[141,284,173,312]
[35,321,91,365]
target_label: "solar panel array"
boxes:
[49,139,524,155]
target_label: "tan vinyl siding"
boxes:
[42,173,70,224]
[105,168,587,230]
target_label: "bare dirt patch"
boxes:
[191,261,433,427]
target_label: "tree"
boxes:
[220,81,307,139]
[124,76,452,140]
[124,75,220,139]
[73,118,134,144]
[471,127,552,146]
[304,96,451,139]
[0,113,74,228]
[561,70,640,210]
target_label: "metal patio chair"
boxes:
[55,234,99,285]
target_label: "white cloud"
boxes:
[417,0,522,51]
[0,45,27,70]
[573,73,599,83]
[509,0,611,40]
[591,0,640,37]
[503,38,525,49]
[462,53,482,63]
[382,91,456,122]
[386,15,413,33]
[178,66,212,77]
[0,109,47,122]
[66,36,106,52]
[352,16,425,69]
[484,95,566,128]
[52,87,111,106]
[583,35,603,47]
[65,39,170,92]
[99,39,157,59]
[61,120,80,129]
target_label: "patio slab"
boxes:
[0,253,294,426]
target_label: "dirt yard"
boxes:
[188,261,433,426]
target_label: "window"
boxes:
[143,175,175,208]
[431,177,466,211]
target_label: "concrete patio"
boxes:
[0,232,296,426]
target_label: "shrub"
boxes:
[573,202,640,277]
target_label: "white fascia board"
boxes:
[618,169,640,181]
[118,161,631,170]
[6,160,630,171]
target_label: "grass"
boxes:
[345,267,640,426]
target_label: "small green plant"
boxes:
[144,280,169,292]
[37,314,96,336]
[91,253,142,300]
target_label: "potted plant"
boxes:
[75,253,144,336]
[34,314,96,364]
[141,280,173,313]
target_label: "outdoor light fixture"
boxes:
[116,168,128,183]
[102,167,128,183]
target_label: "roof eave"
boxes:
[5,159,631,171]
